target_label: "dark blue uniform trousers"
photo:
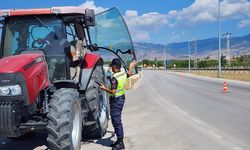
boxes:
[110,95,125,139]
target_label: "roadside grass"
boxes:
[190,72,250,82]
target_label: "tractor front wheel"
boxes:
[47,88,82,150]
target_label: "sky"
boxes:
[0,0,250,44]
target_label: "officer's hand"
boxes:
[129,60,137,69]
[99,84,106,90]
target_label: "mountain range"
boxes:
[134,34,250,60]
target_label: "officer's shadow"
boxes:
[95,130,115,147]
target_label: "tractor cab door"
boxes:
[89,7,137,73]
[0,18,3,55]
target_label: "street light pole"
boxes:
[218,0,222,78]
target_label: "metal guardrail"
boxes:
[142,68,250,74]
[168,68,250,74]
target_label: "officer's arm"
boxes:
[100,86,116,95]
[100,77,118,95]
[128,60,137,77]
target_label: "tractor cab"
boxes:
[0,7,97,83]
[0,7,137,83]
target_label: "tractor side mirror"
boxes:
[85,9,95,26]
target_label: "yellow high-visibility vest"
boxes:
[112,71,127,97]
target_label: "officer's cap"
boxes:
[111,58,122,67]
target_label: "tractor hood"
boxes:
[0,54,44,73]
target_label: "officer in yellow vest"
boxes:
[100,58,137,150]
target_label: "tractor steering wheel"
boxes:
[32,38,49,49]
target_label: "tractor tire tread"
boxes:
[82,66,108,139]
[47,88,82,150]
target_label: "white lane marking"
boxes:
[232,147,244,150]
[174,106,179,109]
[1,141,6,145]
[182,111,188,116]
[207,130,223,139]
[192,118,203,124]
[179,109,189,116]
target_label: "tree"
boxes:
[242,55,250,68]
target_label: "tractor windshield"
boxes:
[89,7,136,70]
[2,16,65,56]
[1,16,70,82]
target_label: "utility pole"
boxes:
[192,38,198,69]
[222,32,232,67]
[218,0,222,78]
[155,58,157,69]
[224,32,232,59]
[194,39,198,69]
[164,46,168,70]
[141,50,145,68]
[142,59,143,69]
[188,41,191,72]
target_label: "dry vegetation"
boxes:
[190,71,250,82]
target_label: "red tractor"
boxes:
[0,6,136,150]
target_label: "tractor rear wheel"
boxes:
[47,88,82,150]
[83,66,109,139]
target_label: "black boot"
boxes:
[110,140,119,147]
[112,138,125,150]
[111,138,122,147]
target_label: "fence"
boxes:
[169,68,250,74]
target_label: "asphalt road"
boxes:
[0,70,250,150]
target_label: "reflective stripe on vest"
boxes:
[113,71,127,97]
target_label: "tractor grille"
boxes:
[0,101,21,137]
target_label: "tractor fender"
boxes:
[84,53,103,69]
[80,53,103,91]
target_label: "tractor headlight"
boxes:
[0,87,10,95]
[0,85,22,96]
